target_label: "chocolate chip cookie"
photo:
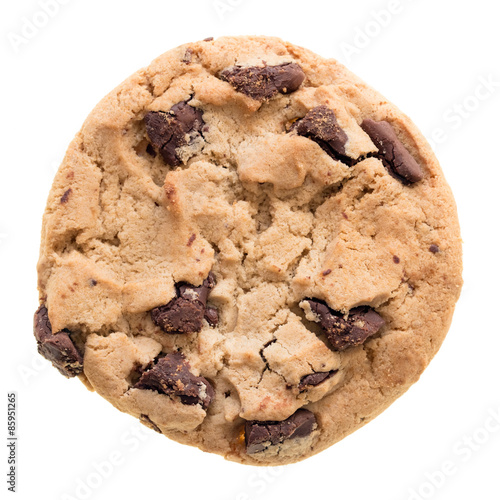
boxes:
[35,36,462,465]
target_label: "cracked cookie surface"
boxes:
[35,36,462,466]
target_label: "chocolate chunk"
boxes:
[151,273,216,334]
[304,300,385,352]
[204,306,219,327]
[298,371,337,390]
[187,234,196,247]
[135,352,214,410]
[270,64,306,95]
[182,48,194,64]
[145,143,157,157]
[144,101,204,166]
[292,105,354,165]
[245,409,317,454]
[429,244,440,254]
[178,271,215,306]
[33,305,83,378]
[220,63,305,101]
[60,188,72,204]
[361,119,424,184]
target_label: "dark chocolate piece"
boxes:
[292,105,354,165]
[33,305,83,378]
[298,371,337,390]
[204,306,219,327]
[220,63,305,101]
[151,273,217,334]
[60,188,72,204]
[245,409,317,454]
[182,48,194,64]
[146,143,157,157]
[144,101,204,166]
[361,119,424,184]
[135,352,214,409]
[304,300,385,352]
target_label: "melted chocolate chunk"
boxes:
[292,105,354,165]
[245,409,317,454]
[135,352,214,410]
[151,273,217,334]
[298,371,337,390]
[304,300,385,352]
[361,119,424,184]
[220,63,305,101]
[144,101,204,166]
[33,305,83,378]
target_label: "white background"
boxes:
[1,1,499,499]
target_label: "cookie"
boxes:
[34,36,462,466]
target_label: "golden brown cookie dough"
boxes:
[34,36,462,466]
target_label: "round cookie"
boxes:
[34,36,462,466]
